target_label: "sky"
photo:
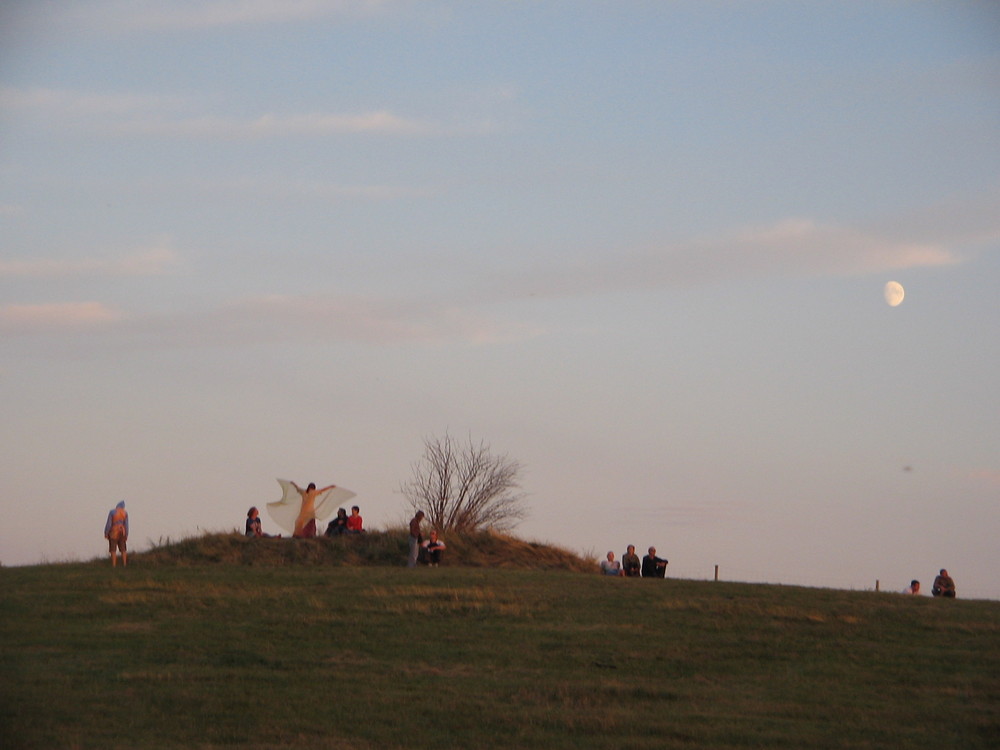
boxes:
[1,1,998,598]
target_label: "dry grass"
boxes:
[137,527,597,572]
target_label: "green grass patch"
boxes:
[1,533,997,749]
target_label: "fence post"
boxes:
[714,564,719,582]
[875,579,880,592]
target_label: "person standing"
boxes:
[290,481,337,538]
[104,500,129,567]
[408,511,425,567]
[641,546,668,578]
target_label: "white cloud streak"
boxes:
[0,293,542,347]
[3,208,990,346]
[115,111,439,139]
[1,86,489,139]
[153,294,544,347]
[48,0,392,33]
[0,302,123,331]
[466,217,966,305]
[192,176,433,202]
[0,243,180,279]
[0,86,180,117]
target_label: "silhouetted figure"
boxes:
[932,569,956,598]
[641,547,668,578]
[104,500,129,567]
[622,544,641,577]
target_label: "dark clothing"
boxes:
[641,554,668,578]
[325,514,348,537]
[424,540,446,565]
[622,553,641,577]
[932,574,956,598]
[246,517,261,537]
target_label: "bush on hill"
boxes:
[137,528,597,573]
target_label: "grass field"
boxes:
[1,533,997,749]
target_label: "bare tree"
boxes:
[401,433,527,533]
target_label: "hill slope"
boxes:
[137,529,597,572]
[1,541,997,749]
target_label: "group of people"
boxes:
[903,569,957,598]
[323,505,365,536]
[243,481,364,539]
[245,503,364,538]
[600,545,668,578]
[104,494,961,593]
[244,503,448,568]
[287,481,364,538]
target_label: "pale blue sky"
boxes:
[2,1,998,597]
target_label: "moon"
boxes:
[884,281,905,307]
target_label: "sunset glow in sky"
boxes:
[2,1,998,597]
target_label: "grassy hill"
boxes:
[1,532,997,749]
[137,529,597,572]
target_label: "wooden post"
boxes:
[714,565,719,582]
[875,579,880,592]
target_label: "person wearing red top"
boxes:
[346,505,364,534]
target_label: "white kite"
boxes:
[267,479,356,537]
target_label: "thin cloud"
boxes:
[0,243,180,278]
[708,218,958,276]
[191,176,434,202]
[1,86,487,139]
[116,111,439,139]
[967,468,1000,487]
[2,293,543,348]
[473,217,967,304]
[0,302,123,332]
[52,0,391,34]
[0,86,181,117]
[189,294,544,346]
[619,503,746,527]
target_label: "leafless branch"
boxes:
[401,432,527,533]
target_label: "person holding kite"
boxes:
[266,479,356,537]
[290,481,338,538]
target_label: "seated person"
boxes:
[345,505,364,534]
[245,506,278,537]
[421,530,447,566]
[641,547,668,578]
[600,551,623,576]
[325,507,349,537]
[903,580,920,595]
[932,569,956,598]
[622,544,641,577]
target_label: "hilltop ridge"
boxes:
[135,528,597,572]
